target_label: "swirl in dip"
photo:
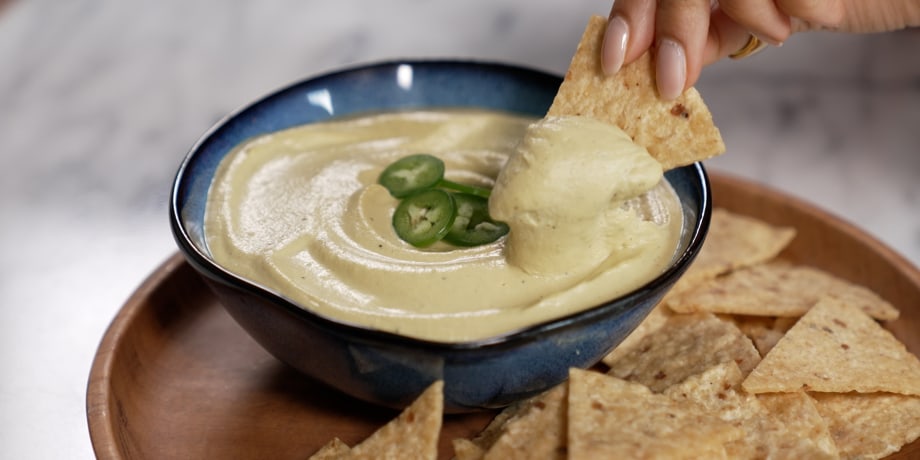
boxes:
[204,110,683,342]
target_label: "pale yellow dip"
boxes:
[204,110,683,342]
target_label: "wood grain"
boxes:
[87,172,920,459]
[86,256,494,459]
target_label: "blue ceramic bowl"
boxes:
[170,60,711,412]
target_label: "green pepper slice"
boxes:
[378,154,445,198]
[437,179,492,199]
[392,189,456,247]
[444,193,509,247]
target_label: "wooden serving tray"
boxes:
[87,172,920,459]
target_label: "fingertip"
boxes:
[606,0,658,69]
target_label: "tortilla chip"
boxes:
[480,383,568,460]
[567,368,740,459]
[601,303,671,366]
[772,316,798,332]
[757,391,839,459]
[742,298,920,395]
[728,315,797,357]
[664,362,838,459]
[309,437,351,459]
[663,362,766,458]
[812,392,920,459]
[451,438,484,460]
[669,261,899,320]
[606,313,761,392]
[665,208,796,301]
[451,397,533,460]
[547,16,725,170]
[346,381,443,460]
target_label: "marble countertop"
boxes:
[0,1,917,458]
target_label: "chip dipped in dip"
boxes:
[490,115,669,277]
[203,109,683,342]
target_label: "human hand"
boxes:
[602,0,920,100]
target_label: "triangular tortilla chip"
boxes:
[669,261,899,320]
[451,397,534,460]
[757,392,839,459]
[451,438,484,460]
[664,363,839,459]
[742,298,920,395]
[601,303,671,366]
[346,381,443,460]
[480,383,568,460]
[606,312,761,392]
[665,208,796,300]
[728,315,796,357]
[547,15,725,170]
[567,368,740,459]
[309,438,351,460]
[812,392,920,459]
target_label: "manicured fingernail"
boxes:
[601,16,629,75]
[656,38,686,100]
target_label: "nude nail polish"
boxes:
[602,16,629,75]
[656,38,686,100]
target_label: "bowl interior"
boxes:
[174,61,561,255]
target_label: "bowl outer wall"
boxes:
[169,60,711,411]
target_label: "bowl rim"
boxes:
[169,58,712,351]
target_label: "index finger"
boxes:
[603,0,657,74]
[654,0,713,99]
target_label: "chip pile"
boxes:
[309,209,920,460]
[445,208,919,460]
[307,15,918,460]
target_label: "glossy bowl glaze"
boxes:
[169,60,711,412]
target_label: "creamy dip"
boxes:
[204,110,683,342]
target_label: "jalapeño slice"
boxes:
[392,189,456,247]
[437,179,492,199]
[444,193,509,247]
[378,154,445,198]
